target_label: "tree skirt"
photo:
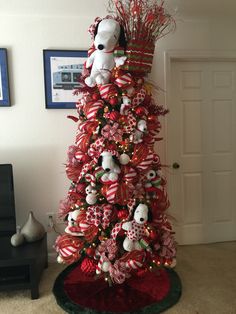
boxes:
[53,262,181,314]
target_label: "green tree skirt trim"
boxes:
[53,263,182,314]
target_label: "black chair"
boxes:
[0,164,16,236]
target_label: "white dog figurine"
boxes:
[98,151,121,183]
[130,119,147,144]
[122,204,149,252]
[120,95,132,115]
[65,210,84,236]
[85,18,127,87]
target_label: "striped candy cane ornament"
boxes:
[126,259,143,271]
[106,182,119,204]
[85,173,96,187]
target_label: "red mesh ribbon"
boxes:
[78,120,99,134]
[55,234,84,264]
[76,133,91,152]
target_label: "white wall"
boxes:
[0,0,236,252]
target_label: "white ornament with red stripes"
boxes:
[114,73,133,89]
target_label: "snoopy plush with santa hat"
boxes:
[85,18,127,87]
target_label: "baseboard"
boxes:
[48,252,57,263]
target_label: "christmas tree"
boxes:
[55,0,177,286]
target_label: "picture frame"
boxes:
[0,48,11,107]
[43,49,87,109]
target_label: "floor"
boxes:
[0,242,236,314]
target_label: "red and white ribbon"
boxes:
[98,84,117,100]
[84,100,104,120]
[132,88,146,107]
[78,120,99,134]
[136,151,154,170]
[74,150,85,162]
[79,221,90,232]
[123,166,137,182]
[86,204,113,229]
[111,222,123,240]
[75,133,91,151]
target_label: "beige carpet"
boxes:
[0,242,236,314]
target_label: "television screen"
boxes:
[0,164,16,234]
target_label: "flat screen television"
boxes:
[0,164,16,235]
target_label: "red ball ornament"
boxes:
[92,93,100,101]
[86,247,96,257]
[135,106,147,117]
[109,111,120,121]
[101,185,108,197]
[149,229,158,241]
[76,183,86,195]
[81,257,97,276]
[117,209,129,220]
[109,97,118,106]
[148,115,158,123]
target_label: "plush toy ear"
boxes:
[97,155,103,166]
[112,155,120,165]
[148,209,153,222]
[119,25,127,49]
[94,21,101,39]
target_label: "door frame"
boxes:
[163,50,236,243]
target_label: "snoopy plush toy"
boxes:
[85,18,127,87]
[98,151,121,183]
[122,204,150,252]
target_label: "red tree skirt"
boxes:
[53,262,181,314]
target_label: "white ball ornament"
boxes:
[102,261,111,272]
[57,255,64,264]
[170,258,177,268]
[86,194,97,205]
[119,153,130,165]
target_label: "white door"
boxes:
[167,60,236,244]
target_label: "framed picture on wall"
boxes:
[0,48,11,107]
[43,49,87,109]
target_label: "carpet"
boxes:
[0,242,236,314]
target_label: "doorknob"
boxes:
[172,162,180,169]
